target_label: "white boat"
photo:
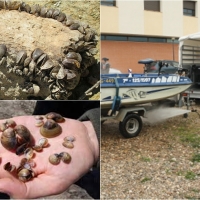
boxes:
[101,73,192,109]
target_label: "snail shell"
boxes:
[24,147,34,160]
[49,153,60,165]
[38,138,48,147]
[45,112,65,123]
[64,136,75,142]
[40,119,62,138]
[62,141,74,149]
[18,168,34,182]
[1,128,17,150]
[14,125,31,145]
[32,145,43,152]
[5,119,16,128]
[59,152,71,164]
[35,119,44,127]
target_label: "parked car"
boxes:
[138,58,182,74]
[109,68,122,74]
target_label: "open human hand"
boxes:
[0,115,99,199]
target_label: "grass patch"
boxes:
[141,177,152,183]
[173,125,200,148]
[141,157,151,162]
[191,153,200,162]
[185,171,196,180]
[177,170,185,176]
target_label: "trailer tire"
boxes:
[119,113,142,138]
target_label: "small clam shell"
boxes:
[16,50,27,65]
[40,60,54,70]
[40,7,48,17]
[32,145,43,152]
[5,0,21,10]
[37,53,48,66]
[40,119,62,138]
[14,125,31,145]
[64,136,75,142]
[0,0,6,9]
[69,23,80,30]
[49,153,60,165]
[45,112,65,122]
[38,138,48,147]
[62,141,74,149]
[32,48,44,61]
[33,84,40,96]
[56,66,67,80]
[23,67,29,76]
[56,12,66,22]
[52,9,60,19]
[29,59,37,74]
[4,162,16,172]
[59,152,71,164]
[0,44,7,59]
[46,8,54,18]
[62,58,80,70]
[65,18,74,26]
[24,57,32,67]
[66,52,79,60]
[18,168,34,182]
[24,148,34,160]
[35,119,44,127]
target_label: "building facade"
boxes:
[101,0,200,73]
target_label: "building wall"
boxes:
[101,0,198,73]
[101,41,179,73]
[101,0,200,37]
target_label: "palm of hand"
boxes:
[0,116,95,198]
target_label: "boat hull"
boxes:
[101,74,192,109]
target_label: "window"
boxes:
[183,1,195,16]
[101,34,176,43]
[149,37,166,43]
[101,0,116,6]
[144,0,160,12]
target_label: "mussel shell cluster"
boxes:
[0,0,99,100]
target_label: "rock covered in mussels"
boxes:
[0,0,99,100]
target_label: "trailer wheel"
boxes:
[119,113,142,138]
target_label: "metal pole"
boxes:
[172,37,175,61]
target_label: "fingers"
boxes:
[0,177,26,198]
[24,174,69,198]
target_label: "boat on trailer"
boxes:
[101,73,192,109]
[101,73,192,138]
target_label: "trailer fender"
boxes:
[115,107,146,122]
